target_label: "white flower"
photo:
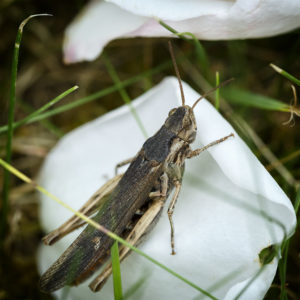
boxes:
[38,78,296,300]
[63,0,300,63]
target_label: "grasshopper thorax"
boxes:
[164,105,197,144]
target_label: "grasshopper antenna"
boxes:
[168,41,185,106]
[192,78,235,109]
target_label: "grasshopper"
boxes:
[39,42,234,293]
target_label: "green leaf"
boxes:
[259,245,277,265]
[222,87,290,112]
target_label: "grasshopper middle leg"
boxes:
[115,157,135,175]
[167,180,182,255]
[149,173,168,199]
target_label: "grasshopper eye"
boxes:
[168,108,177,116]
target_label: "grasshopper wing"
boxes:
[43,174,123,245]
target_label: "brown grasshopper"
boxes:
[39,42,234,293]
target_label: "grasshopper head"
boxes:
[165,105,197,143]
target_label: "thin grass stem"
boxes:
[102,53,148,138]
[270,64,300,87]
[0,86,78,135]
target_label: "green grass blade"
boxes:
[270,64,300,86]
[17,99,64,137]
[0,86,78,135]
[157,19,209,76]
[0,158,218,300]
[111,241,123,300]
[0,13,51,243]
[222,87,290,111]
[102,53,148,138]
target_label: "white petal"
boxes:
[107,0,234,21]
[125,0,300,39]
[38,77,296,300]
[63,1,147,63]
[64,0,300,62]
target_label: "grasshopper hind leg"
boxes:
[89,197,166,292]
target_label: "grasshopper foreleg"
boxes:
[187,133,234,158]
